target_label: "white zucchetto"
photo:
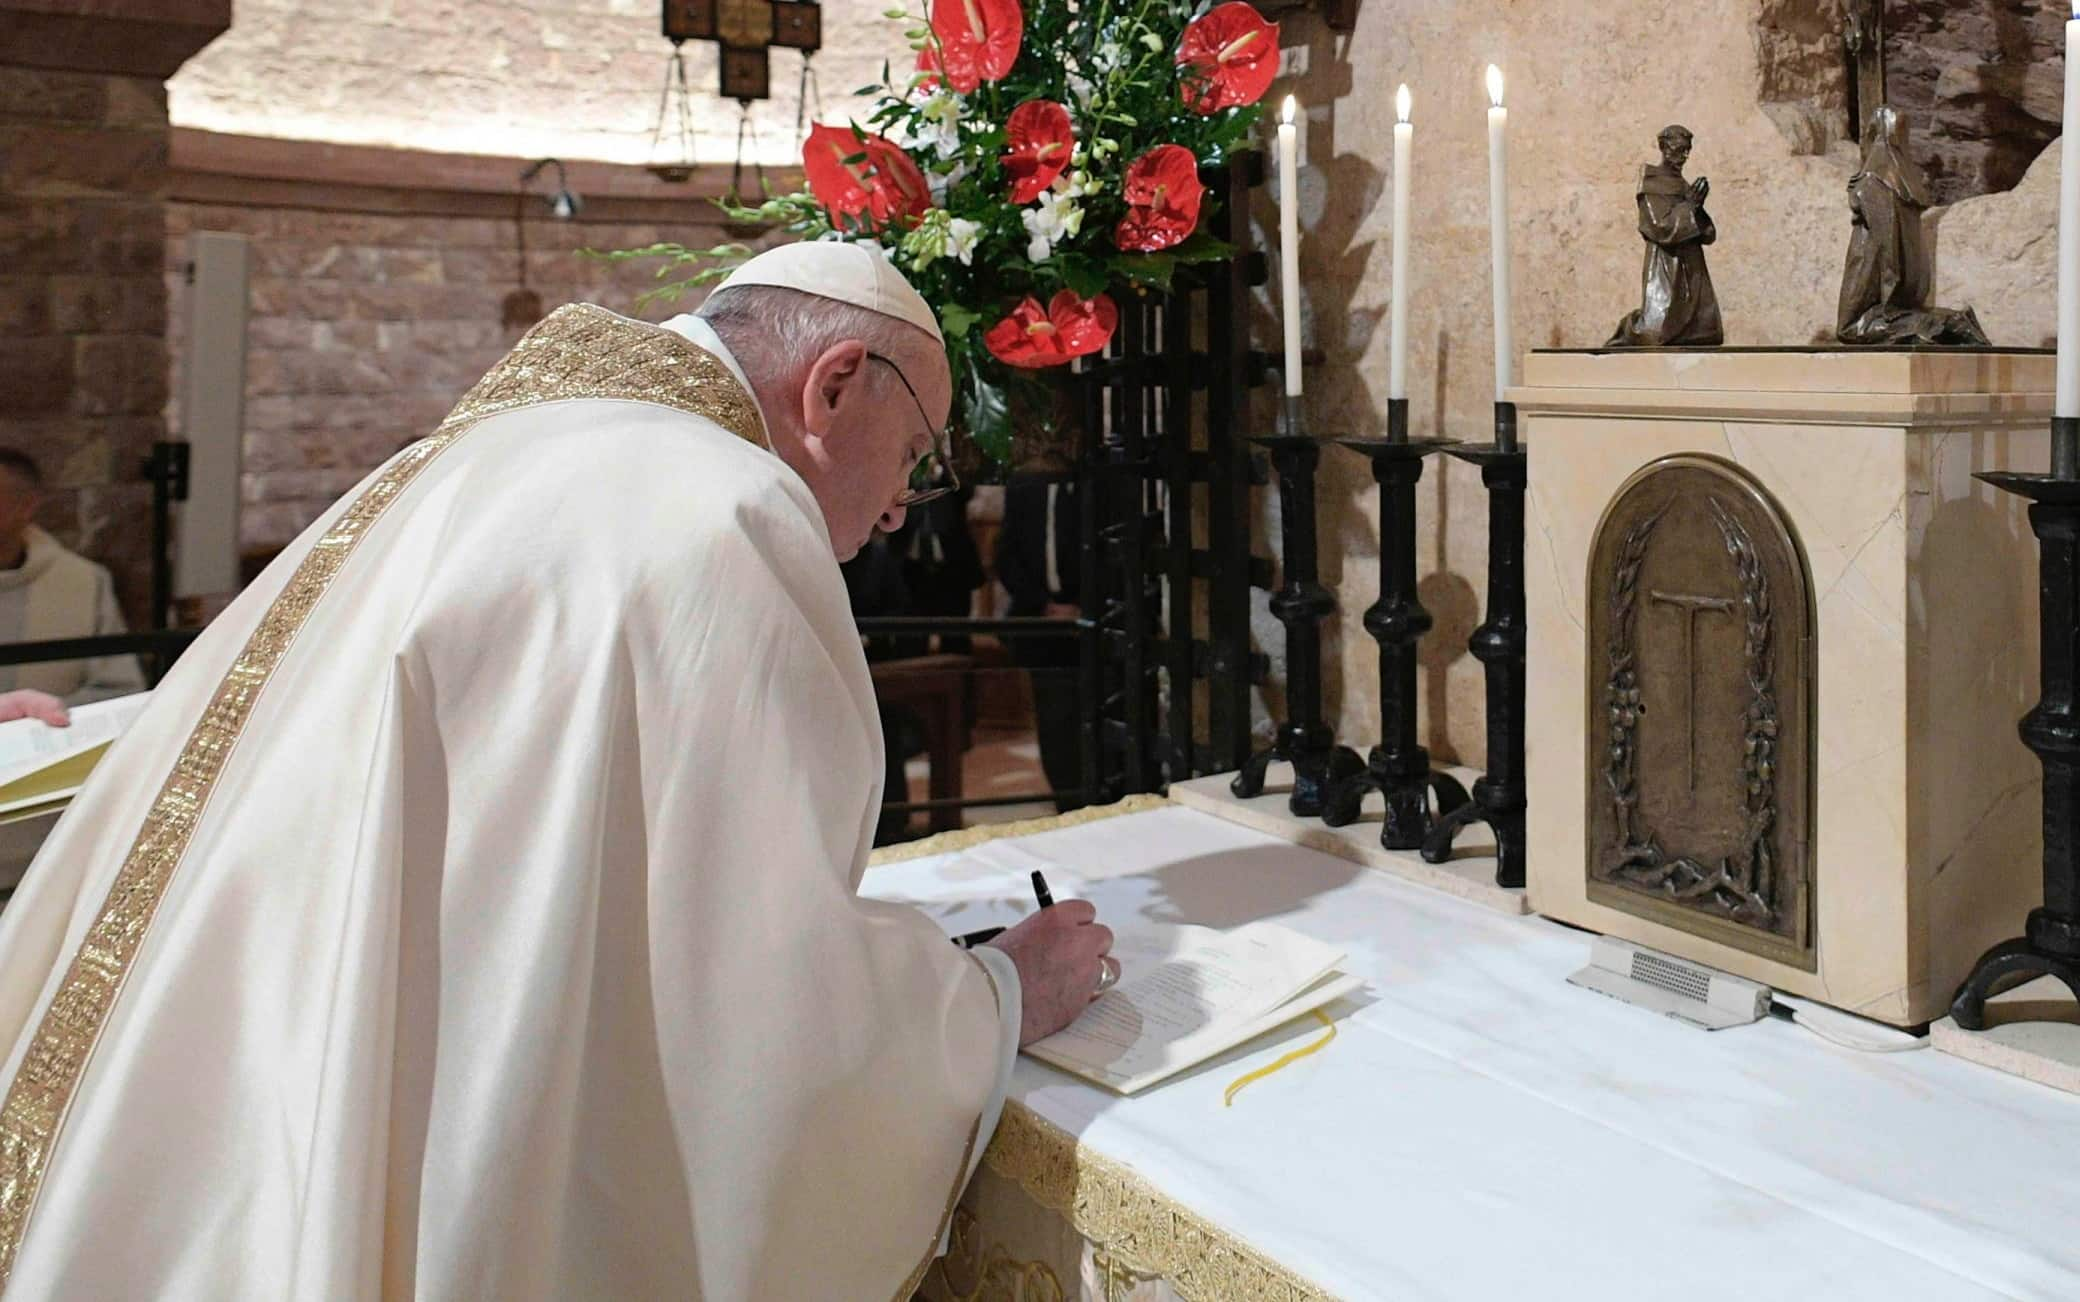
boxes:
[711,242,944,345]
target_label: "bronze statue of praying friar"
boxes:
[1606,125,1723,348]
[1837,106,1990,346]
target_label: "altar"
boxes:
[865,802,2080,1301]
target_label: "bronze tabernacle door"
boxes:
[1586,455,1816,970]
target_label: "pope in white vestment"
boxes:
[0,247,1115,1298]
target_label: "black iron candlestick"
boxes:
[1233,396,1365,817]
[1323,398,1471,846]
[1421,401,1528,888]
[1951,415,2080,1028]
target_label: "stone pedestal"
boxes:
[1521,348,2052,1026]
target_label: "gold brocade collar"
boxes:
[442,303,770,450]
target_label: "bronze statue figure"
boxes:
[1606,125,1723,348]
[1837,106,1989,346]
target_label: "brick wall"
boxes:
[0,65,177,628]
[165,157,748,560]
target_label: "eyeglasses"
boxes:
[868,352,958,508]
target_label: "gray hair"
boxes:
[696,283,937,401]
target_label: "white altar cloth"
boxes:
[861,806,2080,1301]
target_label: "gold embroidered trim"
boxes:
[868,794,1171,867]
[929,1206,1067,1302]
[982,1104,1337,1302]
[444,303,769,449]
[0,302,770,1288]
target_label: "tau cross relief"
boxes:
[1647,587,1735,793]
[1586,457,1817,968]
[663,0,823,101]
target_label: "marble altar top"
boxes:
[863,805,2080,1301]
[1513,347,2054,426]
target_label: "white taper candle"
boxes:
[1390,85,1413,401]
[2059,6,2080,418]
[1279,95,1303,397]
[1485,64,1514,399]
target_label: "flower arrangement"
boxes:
[602,0,1279,466]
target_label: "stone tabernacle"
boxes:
[1520,347,2052,1026]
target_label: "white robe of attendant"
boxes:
[0,304,1018,1300]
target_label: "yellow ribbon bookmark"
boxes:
[1222,1009,1338,1107]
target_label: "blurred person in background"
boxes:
[0,449,145,717]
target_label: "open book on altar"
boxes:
[1026,921,1360,1095]
[0,693,150,825]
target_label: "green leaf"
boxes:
[963,355,1014,465]
[1167,231,1234,263]
[1057,256,1110,299]
[1109,252,1176,291]
[940,302,984,339]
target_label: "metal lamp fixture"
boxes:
[520,157,582,220]
[501,158,583,332]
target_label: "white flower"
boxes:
[1022,189,1084,263]
[946,216,983,265]
[892,87,965,160]
[919,89,962,128]
[1093,40,1124,73]
[1059,169,1102,199]
[893,94,964,161]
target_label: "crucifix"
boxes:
[1649,587,1735,793]
[1844,0,1886,142]
[662,0,822,102]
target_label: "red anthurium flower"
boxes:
[984,290,1119,368]
[1114,144,1203,252]
[802,123,933,231]
[1002,99,1074,204]
[914,46,941,92]
[1176,2,1280,114]
[930,0,1022,94]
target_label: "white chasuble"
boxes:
[0,305,1016,1299]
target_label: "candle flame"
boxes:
[1281,94,1297,125]
[1396,84,1412,123]
[1485,63,1505,108]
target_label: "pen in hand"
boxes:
[954,870,1057,947]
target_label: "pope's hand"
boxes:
[984,899,1116,1047]
[0,690,68,727]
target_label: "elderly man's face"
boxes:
[1662,136,1693,171]
[797,338,954,560]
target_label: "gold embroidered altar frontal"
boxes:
[877,802,1338,1302]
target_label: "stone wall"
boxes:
[167,0,905,168]
[0,2,230,629]
[1273,0,2060,770]
[164,144,752,559]
[1886,0,2064,205]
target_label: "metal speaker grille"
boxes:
[1630,950,1712,1004]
